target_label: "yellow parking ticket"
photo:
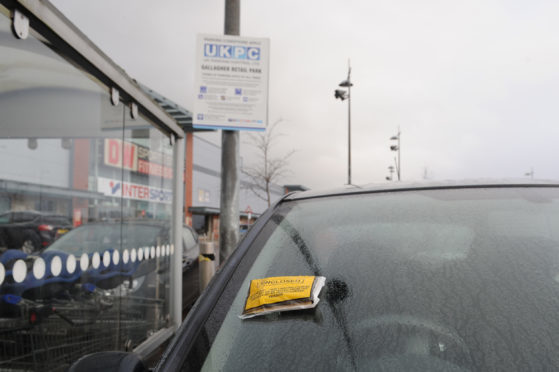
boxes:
[240,275,326,319]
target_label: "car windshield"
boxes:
[194,187,559,371]
[42,215,71,225]
[46,223,167,255]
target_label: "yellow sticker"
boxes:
[243,276,317,314]
[199,255,212,262]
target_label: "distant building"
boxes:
[190,135,284,240]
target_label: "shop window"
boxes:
[192,214,207,236]
[0,6,176,369]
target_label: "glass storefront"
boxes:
[0,7,178,370]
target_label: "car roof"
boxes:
[0,210,69,219]
[77,220,170,227]
[284,179,559,201]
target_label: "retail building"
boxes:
[190,134,285,240]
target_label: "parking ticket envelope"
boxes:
[240,275,326,319]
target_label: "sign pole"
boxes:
[220,0,241,263]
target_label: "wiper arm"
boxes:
[271,214,321,276]
[271,214,357,370]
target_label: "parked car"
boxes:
[181,224,201,313]
[73,181,559,371]
[0,210,72,253]
[0,221,199,314]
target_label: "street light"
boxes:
[386,165,395,181]
[334,89,347,100]
[389,128,401,181]
[334,60,353,185]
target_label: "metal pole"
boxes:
[347,63,352,185]
[220,0,241,263]
[397,128,401,181]
[171,135,185,329]
[199,241,216,291]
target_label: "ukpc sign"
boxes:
[193,34,270,131]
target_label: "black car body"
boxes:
[154,181,559,372]
[181,224,201,313]
[0,221,200,316]
[0,210,72,253]
[42,221,200,313]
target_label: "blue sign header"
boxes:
[204,43,261,61]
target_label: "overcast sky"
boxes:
[51,0,559,190]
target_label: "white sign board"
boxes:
[193,34,270,131]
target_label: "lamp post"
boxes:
[335,61,353,185]
[386,165,395,181]
[390,128,401,181]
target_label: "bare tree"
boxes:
[243,119,294,207]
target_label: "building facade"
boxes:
[190,135,285,240]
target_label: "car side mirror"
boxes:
[68,351,147,372]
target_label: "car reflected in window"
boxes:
[0,211,72,254]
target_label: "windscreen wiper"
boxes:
[271,214,356,370]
